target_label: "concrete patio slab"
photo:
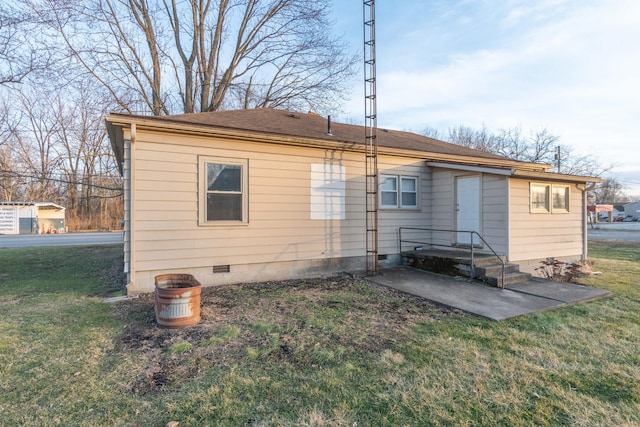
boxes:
[508,278,611,304]
[368,267,610,321]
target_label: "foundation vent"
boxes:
[212,265,231,273]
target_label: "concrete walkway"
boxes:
[368,267,611,321]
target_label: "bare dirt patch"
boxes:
[113,275,464,394]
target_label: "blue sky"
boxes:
[330,0,640,196]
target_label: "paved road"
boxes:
[588,222,640,242]
[1,224,637,248]
[0,232,124,248]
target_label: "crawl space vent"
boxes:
[212,265,231,273]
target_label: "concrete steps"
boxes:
[475,263,531,288]
[484,271,532,288]
[401,249,530,288]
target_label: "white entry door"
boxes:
[455,176,481,245]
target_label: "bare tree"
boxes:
[592,178,626,204]
[422,123,624,199]
[31,0,357,115]
[447,124,496,153]
[417,126,441,139]
[0,4,53,85]
[431,123,612,183]
[0,82,123,229]
[0,99,23,200]
[6,90,62,201]
[46,81,122,229]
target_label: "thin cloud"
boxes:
[333,0,640,193]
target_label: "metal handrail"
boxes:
[398,227,506,289]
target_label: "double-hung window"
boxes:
[380,175,398,208]
[401,177,418,208]
[380,174,418,209]
[199,156,248,224]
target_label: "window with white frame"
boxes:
[401,177,418,208]
[380,174,418,208]
[380,175,398,208]
[530,183,569,213]
[199,156,248,224]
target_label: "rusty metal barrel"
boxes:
[154,274,202,328]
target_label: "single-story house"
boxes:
[0,202,66,234]
[106,108,602,294]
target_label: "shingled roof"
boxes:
[107,108,604,183]
[117,108,511,162]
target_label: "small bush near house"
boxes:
[535,257,594,282]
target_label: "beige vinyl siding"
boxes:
[508,178,584,261]
[377,158,431,254]
[429,169,508,254]
[129,130,372,290]
[429,169,455,248]
[480,174,508,255]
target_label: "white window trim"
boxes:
[380,174,398,208]
[380,174,419,209]
[530,182,570,214]
[198,156,249,226]
[400,176,418,208]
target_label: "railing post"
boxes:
[470,232,475,279]
[398,228,505,287]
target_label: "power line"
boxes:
[1,169,122,193]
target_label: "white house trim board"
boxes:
[426,162,513,176]
[124,133,136,290]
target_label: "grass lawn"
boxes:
[0,242,639,426]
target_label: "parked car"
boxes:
[622,215,639,222]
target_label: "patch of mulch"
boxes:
[112,275,465,394]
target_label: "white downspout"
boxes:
[506,175,511,263]
[581,182,597,261]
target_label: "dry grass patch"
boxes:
[1,242,639,426]
[113,276,462,396]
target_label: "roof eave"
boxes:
[104,113,561,172]
[511,170,604,184]
[106,118,125,175]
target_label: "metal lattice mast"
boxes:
[364,0,378,275]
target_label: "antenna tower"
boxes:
[364,0,378,275]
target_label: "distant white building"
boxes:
[0,202,66,235]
